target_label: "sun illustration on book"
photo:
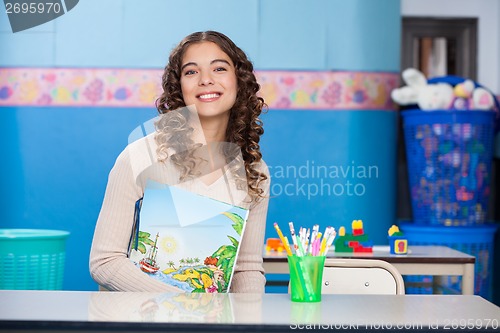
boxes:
[161,236,178,254]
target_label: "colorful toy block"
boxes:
[334,220,373,253]
[265,238,284,252]
[387,225,408,255]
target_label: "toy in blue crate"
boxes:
[391,68,497,113]
[392,68,499,226]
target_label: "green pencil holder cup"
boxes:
[288,255,325,302]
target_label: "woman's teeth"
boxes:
[199,93,220,100]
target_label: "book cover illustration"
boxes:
[129,182,248,293]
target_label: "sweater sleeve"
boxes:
[89,148,181,292]
[230,162,271,293]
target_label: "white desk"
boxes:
[264,245,476,295]
[0,290,499,332]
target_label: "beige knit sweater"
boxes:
[89,134,270,293]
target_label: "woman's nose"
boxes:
[198,71,214,86]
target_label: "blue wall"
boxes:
[0,0,400,71]
[0,106,158,289]
[261,110,397,238]
[1,0,401,291]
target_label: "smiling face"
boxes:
[180,42,238,123]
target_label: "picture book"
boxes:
[128,181,248,293]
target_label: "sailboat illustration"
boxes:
[139,232,160,274]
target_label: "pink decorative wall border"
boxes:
[0,68,399,110]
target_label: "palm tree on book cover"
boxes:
[140,232,160,273]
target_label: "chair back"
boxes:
[321,258,405,295]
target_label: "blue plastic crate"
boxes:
[400,223,498,300]
[402,110,496,226]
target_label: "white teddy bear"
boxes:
[391,68,454,110]
[391,68,495,111]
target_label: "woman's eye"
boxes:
[184,70,196,76]
[214,67,227,72]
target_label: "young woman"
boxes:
[89,31,270,293]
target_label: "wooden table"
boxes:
[263,245,476,295]
[1,290,499,332]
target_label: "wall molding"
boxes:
[0,68,399,110]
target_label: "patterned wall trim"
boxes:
[0,68,400,110]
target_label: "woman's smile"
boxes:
[197,92,222,101]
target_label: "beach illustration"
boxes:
[129,183,248,293]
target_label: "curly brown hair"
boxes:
[155,31,268,202]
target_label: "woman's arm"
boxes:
[89,147,181,292]
[230,162,271,293]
